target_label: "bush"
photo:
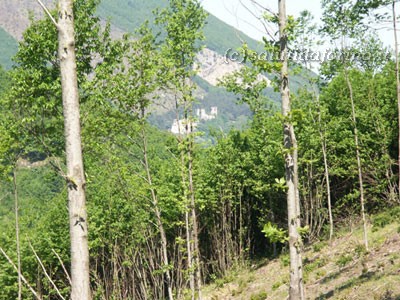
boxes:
[280,254,290,267]
[336,254,353,268]
[272,281,281,291]
[372,213,392,231]
[372,207,400,232]
[250,291,268,300]
[313,241,327,252]
[304,257,327,273]
[355,244,367,257]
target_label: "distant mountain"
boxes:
[97,0,261,56]
[0,0,261,69]
[0,0,261,132]
[0,27,17,69]
[0,0,311,134]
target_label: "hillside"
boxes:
[0,0,261,70]
[203,212,400,300]
[0,0,311,132]
[0,27,18,70]
[97,0,261,56]
[0,0,262,131]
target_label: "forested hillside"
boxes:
[0,0,399,300]
[0,0,262,132]
[97,0,261,55]
[0,0,315,133]
[0,27,18,69]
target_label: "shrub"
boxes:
[280,254,290,267]
[250,291,268,300]
[313,241,327,252]
[355,244,367,257]
[272,281,281,291]
[336,254,353,268]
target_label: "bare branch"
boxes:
[13,169,22,300]
[0,247,42,300]
[250,0,278,17]
[52,249,72,286]
[35,0,58,27]
[221,0,264,44]
[30,243,66,300]
[238,0,276,41]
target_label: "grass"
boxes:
[335,254,353,268]
[249,291,268,300]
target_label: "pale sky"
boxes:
[201,0,323,41]
[201,0,393,46]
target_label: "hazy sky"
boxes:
[200,0,393,46]
[201,0,323,41]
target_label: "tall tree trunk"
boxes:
[177,103,195,299]
[278,1,304,299]
[185,208,195,300]
[393,0,400,200]
[344,68,368,250]
[321,135,334,240]
[239,189,244,261]
[57,1,91,299]
[141,123,174,300]
[13,169,22,300]
[316,95,334,240]
[188,137,202,299]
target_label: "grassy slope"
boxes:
[0,27,17,69]
[203,210,400,300]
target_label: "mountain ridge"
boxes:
[0,0,261,65]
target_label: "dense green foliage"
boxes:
[0,65,9,96]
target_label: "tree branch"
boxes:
[0,247,42,300]
[238,0,277,41]
[29,243,66,300]
[52,249,72,286]
[35,0,58,27]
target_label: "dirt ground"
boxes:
[203,221,400,300]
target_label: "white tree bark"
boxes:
[344,68,369,250]
[316,95,334,240]
[141,124,174,300]
[13,169,22,300]
[57,0,91,299]
[278,1,305,299]
[393,1,400,201]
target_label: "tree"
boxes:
[3,0,116,297]
[345,0,400,202]
[278,1,305,299]
[157,1,207,298]
[392,0,400,200]
[37,0,90,298]
[220,1,305,297]
[322,0,370,250]
[91,24,175,299]
[291,10,334,240]
[55,0,90,298]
